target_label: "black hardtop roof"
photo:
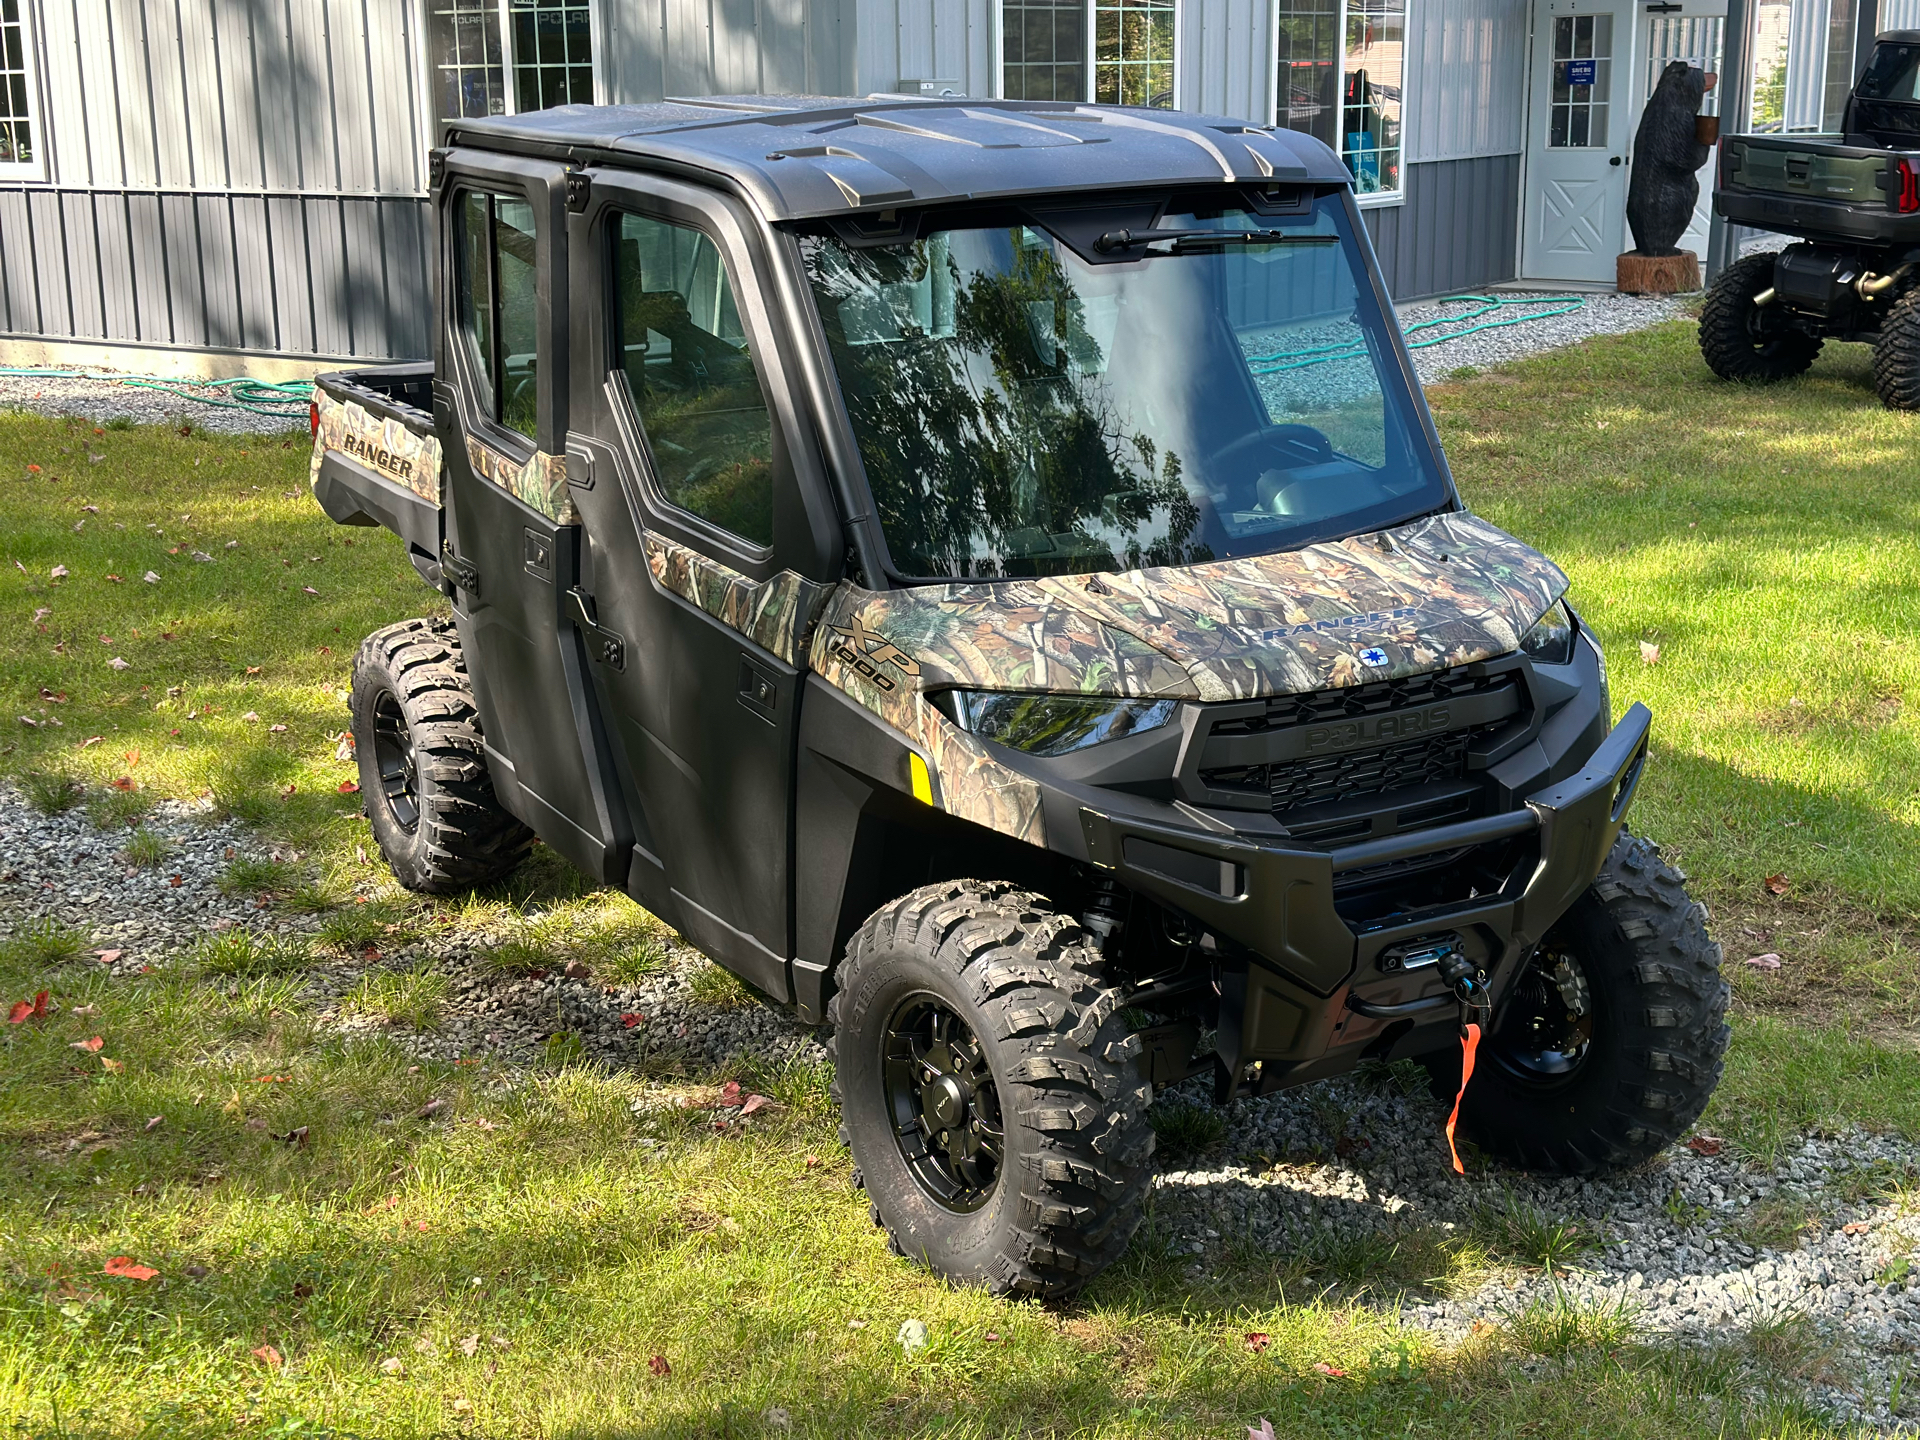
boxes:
[443,96,1350,222]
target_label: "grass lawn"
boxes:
[0,325,1917,1438]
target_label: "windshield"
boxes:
[800,192,1448,580]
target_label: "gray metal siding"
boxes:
[1403,0,1527,162]
[2,0,435,361]
[599,0,855,101]
[1364,154,1521,301]
[1177,0,1270,121]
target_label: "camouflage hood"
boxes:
[817,510,1569,705]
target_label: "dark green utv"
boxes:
[308,92,1729,1298]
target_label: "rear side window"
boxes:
[611,211,774,549]
[456,190,539,441]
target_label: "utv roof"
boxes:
[442,96,1350,222]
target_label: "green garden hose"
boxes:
[0,367,312,419]
[1247,292,1588,376]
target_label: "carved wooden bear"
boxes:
[1628,61,1712,256]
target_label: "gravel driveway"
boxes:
[0,373,308,435]
[2,782,1914,1428]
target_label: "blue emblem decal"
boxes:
[1358,647,1390,667]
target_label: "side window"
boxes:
[455,190,540,441]
[611,212,774,549]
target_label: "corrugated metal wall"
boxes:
[851,0,993,95]
[1367,154,1522,300]
[601,0,854,102]
[1,0,436,361]
[1403,0,1526,162]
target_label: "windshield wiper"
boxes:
[1092,227,1339,254]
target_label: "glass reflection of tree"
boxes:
[817,231,1211,578]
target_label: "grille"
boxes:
[1208,664,1507,737]
[1196,663,1520,817]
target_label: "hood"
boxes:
[815,511,1569,704]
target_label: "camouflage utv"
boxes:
[308,94,1730,1297]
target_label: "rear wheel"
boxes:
[1699,251,1823,383]
[827,881,1155,1299]
[1421,833,1729,1173]
[350,618,532,894]
[1872,287,1920,410]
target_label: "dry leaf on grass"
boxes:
[1687,1134,1724,1157]
[1244,1332,1271,1353]
[1845,1222,1872,1235]
[71,1036,104,1052]
[1638,640,1660,664]
[1312,1361,1347,1377]
[459,1335,480,1357]
[252,1344,283,1369]
[103,1256,158,1280]
[1744,953,1783,970]
[647,1354,671,1377]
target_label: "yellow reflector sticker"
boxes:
[909,753,934,806]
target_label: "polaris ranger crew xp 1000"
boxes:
[310,95,1728,1299]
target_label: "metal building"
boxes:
[0,0,1889,374]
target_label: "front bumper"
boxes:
[1080,702,1651,1088]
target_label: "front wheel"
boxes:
[1421,833,1729,1173]
[826,881,1155,1299]
[1698,251,1823,383]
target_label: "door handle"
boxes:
[441,542,479,596]
[1609,155,1622,166]
[566,587,627,671]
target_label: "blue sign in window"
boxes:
[1566,58,1597,87]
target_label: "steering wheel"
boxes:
[1211,423,1334,474]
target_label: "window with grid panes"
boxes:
[1548,13,1612,148]
[0,0,39,175]
[1273,0,1405,198]
[429,0,594,121]
[1000,0,1174,108]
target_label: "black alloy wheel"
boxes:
[371,688,421,833]
[883,995,1004,1212]
[1487,948,1594,1083]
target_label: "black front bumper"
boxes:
[1080,702,1651,1090]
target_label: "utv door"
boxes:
[435,156,631,885]
[560,173,842,1000]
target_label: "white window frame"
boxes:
[994,0,1182,111]
[420,0,603,129]
[0,0,47,183]
[1267,0,1410,209]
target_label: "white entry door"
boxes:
[1521,0,1639,284]
[1638,1,1727,261]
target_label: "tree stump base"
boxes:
[1617,250,1702,294]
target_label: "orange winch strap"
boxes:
[1445,1021,1481,1176]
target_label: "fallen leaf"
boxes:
[124,748,141,767]
[50,565,67,579]
[280,782,296,797]
[1764,873,1790,896]
[1312,1362,1347,1378]
[620,1013,645,1028]
[379,1357,405,1375]
[252,1344,283,1369]
[416,1098,449,1119]
[253,1075,291,1084]
[1687,1134,1724,1156]
[39,687,66,702]
[563,959,591,979]
[491,1335,511,1350]
[142,571,160,584]
[107,657,130,671]
[1248,1423,1279,1440]
[1638,640,1660,664]
[71,1036,104,1052]
[450,1398,472,1415]
[144,1115,163,1131]
[1245,1331,1271,1353]
[94,950,121,965]
[459,1334,480,1357]
[897,1319,929,1355]
[983,1330,1002,1343]
[647,1354,671,1377]
[1845,1221,1872,1235]
[302,586,319,596]
[7,1000,31,1024]
[847,1318,866,1330]
[32,607,50,622]
[191,550,213,563]
[242,711,259,723]
[102,1256,158,1280]
[169,874,182,887]
[100,1057,124,1072]
[1744,952,1783,970]
[106,574,122,584]
[110,776,135,791]
[414,1337,437,1355]
[720,1079,743,1106]
[269,724,287,734]
[804,1155,821,1169]
[245,665,262,676]
[740,1094,771,1117]
[72,1003,99,1015]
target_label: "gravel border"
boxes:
[1396,290,1690,386]
[0,373,309,435]
[3,782,1916,1426]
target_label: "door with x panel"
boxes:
[1522,0,1639,283]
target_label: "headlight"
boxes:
[946,692,1180,756]
[1519,600,1576,666]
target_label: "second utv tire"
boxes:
[349,618,533,894]
[1420,832,1729,1174]
[1872,287,1920,410]
[827,881,1155,1299]
[1699,251,1822,383]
